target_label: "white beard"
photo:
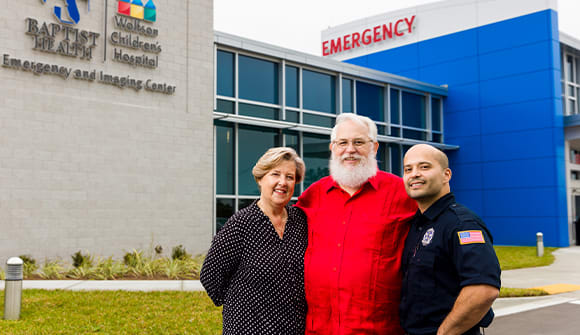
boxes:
[329,152,378,189]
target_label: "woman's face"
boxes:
[258,160,297,209]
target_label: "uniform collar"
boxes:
[423,192,455,221]
[325,170,380,193]
[415,192,455,224]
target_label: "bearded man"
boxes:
[296,113,417,335]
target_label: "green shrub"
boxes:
[71,251,93,268]
[94,257,127,280]
[154,244,163,256]
[123,249,142,268]
[19,254,39,277]
[171,245,190,260]
[123,249,159,278]
[39,260,64,280]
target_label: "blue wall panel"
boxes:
[481,128,556,161]
[479,41,555,81]
[452,190,484,217]
[482,158,559,189]
[419,57,479,86]
[481,99,556,134]
[445,135,481,164]
[450,162,483,191]
[444,83,480,113]
[444,110,481,138]
[479,70,557,108]
[418,29,478,66]
[477,10,553,54]
[485,217,561,246]
[483,187,558,217]
[345,56,367,68]
[346,9,569,246]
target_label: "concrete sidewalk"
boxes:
[493,246,580,317]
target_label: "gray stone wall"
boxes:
[0,0,214,264]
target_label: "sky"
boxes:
[214,0,580,56]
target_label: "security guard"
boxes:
[399,144,501,335]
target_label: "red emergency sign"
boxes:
[322,15,416,56]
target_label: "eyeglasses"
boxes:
[332,138,373,149]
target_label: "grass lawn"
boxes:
[494,246,557,270]
[0,290,221,334]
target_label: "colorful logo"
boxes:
[41,0,91,25]
[118,0,156,23]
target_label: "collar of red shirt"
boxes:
[323,170,380,194]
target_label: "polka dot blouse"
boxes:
[200,200,308,334]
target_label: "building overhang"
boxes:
[214,112,459,150]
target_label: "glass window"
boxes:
[217,50,235,97]
[356,81,384,121]
[285,110,299,123]
[567,55,574,82]
[303,134,330,189]
[342,78,353,114]
[576,58,580,84]
[403,129,427,140]
[216,198,234,233]
[377,124,387,136]
[284,131,301,197]
[432,133,442,143]
[303,69,336,114]
[238,125,281,196]
[216,99,234,114]
[431,97,441,132]
[402,91,426,129]
[286,66,299,108]
[303,113,335,128]
[391,127,400,137]
[239,198,256,210]
[390,88,400,124]
[377,144,389,172]
[215,121,234,195]
[239,103,279,120]
[389,143,401,177]
[239,55,279,104]
[569,99,576,115]
[284,131,300,154]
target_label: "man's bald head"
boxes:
[403,144,452,212]
[405,144,449,170]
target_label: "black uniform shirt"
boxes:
[399,193,501,335]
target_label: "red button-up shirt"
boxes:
[296,171,417,335]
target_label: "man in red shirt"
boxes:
[297,113,417,334]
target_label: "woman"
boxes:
[201,147,308,334]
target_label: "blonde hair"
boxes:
[252,147,305,184]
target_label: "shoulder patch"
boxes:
[457,230,485,245]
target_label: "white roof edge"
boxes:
[560,31,580,51]
[214,31,448,96]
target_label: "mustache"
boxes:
[339,153,364,161]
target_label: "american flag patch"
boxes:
[458,230,485,245]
